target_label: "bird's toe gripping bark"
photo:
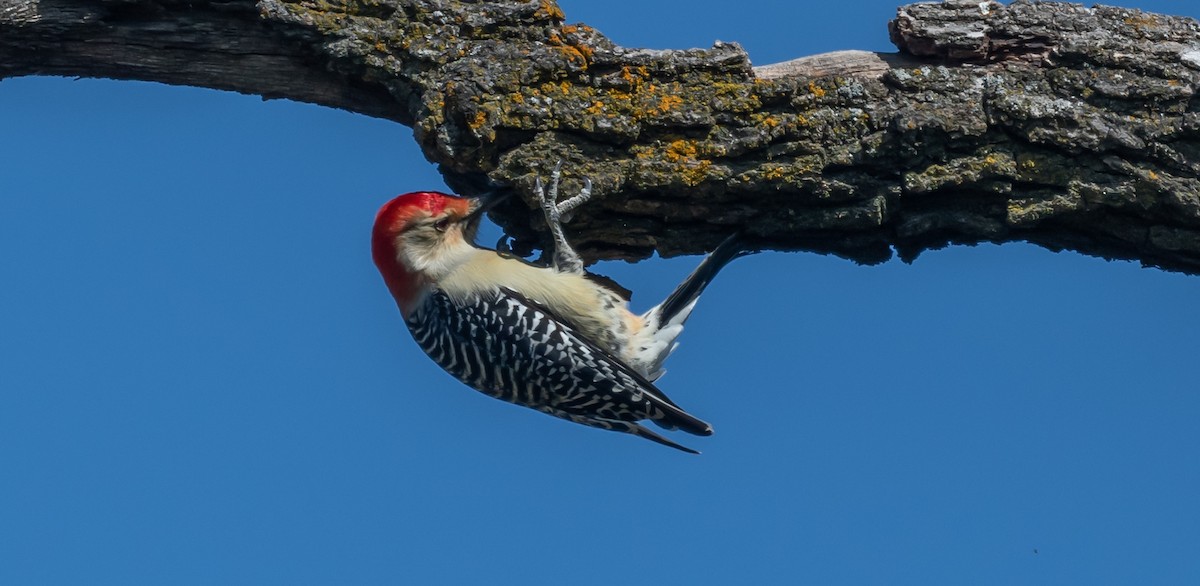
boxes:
[534,161,592,274]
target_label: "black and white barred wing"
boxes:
[406,287,712,453]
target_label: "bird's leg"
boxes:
[534,161,592,275]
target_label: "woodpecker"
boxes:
[372,165,747,453]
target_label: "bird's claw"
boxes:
[534,161,591,275]
[556,177,591,224]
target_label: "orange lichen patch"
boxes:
[664,140,698,163]
[591,89,632,116]
[1148,170,1160,181]
[574,76,688,124]
[807,81,826,98]
[536,0,565,21]
[575,42,595,62]
[620,65,650,91]
[532,80,569,95]
[468,110,487,131]
[680,161,713,187]
[553,43,590,67]
[663,140,713,186]
[548,27,594,68]
[763,165,785,180]
[656,93,682,114]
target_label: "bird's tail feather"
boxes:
[632,234,750,381]
[652,233,749,328]
[627,422,701,454]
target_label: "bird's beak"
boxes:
[463,190,511,230]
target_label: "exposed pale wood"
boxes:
[753,50,914,80]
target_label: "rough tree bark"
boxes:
[3,0,1199,273]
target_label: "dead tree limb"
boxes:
[3,0,1199,272]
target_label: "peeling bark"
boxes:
[2,0,1199,273]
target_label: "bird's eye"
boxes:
[433,217,451,232]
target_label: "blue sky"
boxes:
[2,1,1198,583]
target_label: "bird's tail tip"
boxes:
[631,424,703,454]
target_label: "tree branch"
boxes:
[3,0,1199,273]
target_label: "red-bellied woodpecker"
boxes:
[371,165,747,453]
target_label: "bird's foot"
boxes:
[534,161,592,274]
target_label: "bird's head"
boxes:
[372,190,499,312]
